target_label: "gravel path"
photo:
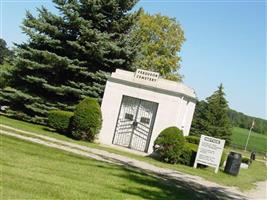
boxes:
[1,125,265,200]
[244,181,267,200]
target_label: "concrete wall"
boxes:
[98,78,196,154]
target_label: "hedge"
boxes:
[182,142,226,167]
[185,136,200,145]
[48,110,74,133]
[181,143,198,166]
[241,157,251,165]
[71,97,102,141]
[153,127,185,164]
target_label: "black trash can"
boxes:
[224,152,242,176]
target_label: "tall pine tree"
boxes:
[0,0,139,123]
[190,100,210,136]
[190,84,232,144]
[206,84,231,144]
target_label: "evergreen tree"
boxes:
[0,0,139,123]
[0,38,13,64]
[206,84,231,144]
[190,100,209,136]
[190,84,232,144]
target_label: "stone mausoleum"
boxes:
[98,69,197,154]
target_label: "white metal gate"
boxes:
[112,96,158,152]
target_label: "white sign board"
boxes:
[194,135,225,173]
[134,69,159,82]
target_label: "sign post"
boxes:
[194,135,225,173]
[244,120,255,151]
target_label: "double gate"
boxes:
[112,96,158,152]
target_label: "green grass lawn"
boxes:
[1,115,267,191]
[231,127,267,153]
[1,134,198,200]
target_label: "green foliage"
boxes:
[153,127,185,164]
[71,98,102,141]
[0,0,139,123]
[190,84,232,144]
[190,100,210,136]
[205,84,231,144]
[0,39,14,89]
[0,38,13,64]
[182,142,226,167]
[185,136,200,145]
[228,109,267,135]
[241,157,251,165]
[131,10,185,81]
[0,63,13,88]
[154,127,225,167]
[48,110,73,133]
[180,143,198,166]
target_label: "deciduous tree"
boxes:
[131,10,185,81]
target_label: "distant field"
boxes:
[231,127,267,153]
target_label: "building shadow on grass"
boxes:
[109,166,200,200]
[92,153,247,200]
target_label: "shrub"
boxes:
[153,127,185,164]
[242,157,251,165]
[182,142,226,167]
[185,136,200,145]
[48,110,73,133]
[180,143,198,166]
[71,97,102,141]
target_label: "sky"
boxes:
[0,0,266,119]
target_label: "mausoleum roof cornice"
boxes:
[109,69,197,100]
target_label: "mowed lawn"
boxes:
[0,135,198,200]
[1,115,267,191]
[231,127,267,153]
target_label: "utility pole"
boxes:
[244,120,254,151]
